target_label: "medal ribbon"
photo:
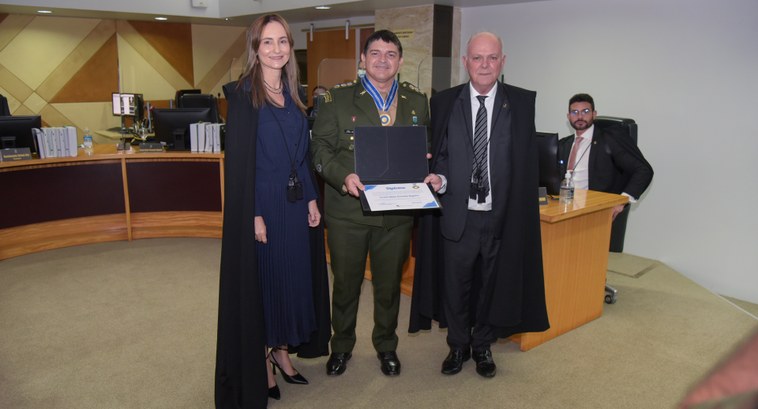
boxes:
[361,76,398,112]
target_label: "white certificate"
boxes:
[361,183,441,211]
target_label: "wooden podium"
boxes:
[513,189,628,350]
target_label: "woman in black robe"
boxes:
[214,14,330,408]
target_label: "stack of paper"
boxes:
[190,123,223,153]
[33,126,79,158]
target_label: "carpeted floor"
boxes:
[0,238,755,408]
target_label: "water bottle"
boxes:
[83,128,93,155]
[559,171,574,204]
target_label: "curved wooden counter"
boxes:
[0,144,224,260]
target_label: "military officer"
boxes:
[311,29,429,377]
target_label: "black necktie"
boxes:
[471,95,489,203]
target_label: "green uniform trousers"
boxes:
[326,215,412,353]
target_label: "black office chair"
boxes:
[593,116,638,304]
[178,93,221,123]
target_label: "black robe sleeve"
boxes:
[215,80,268,409]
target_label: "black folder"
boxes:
[354,125,439,211]
[354,125,428,184]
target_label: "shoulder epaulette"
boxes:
[333,80,357,89]
[400,81,424,95]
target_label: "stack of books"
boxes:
[32,127,79,158]
[189,123,223,153]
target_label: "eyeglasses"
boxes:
[569,108,593,116]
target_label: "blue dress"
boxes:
[256,92,318,347]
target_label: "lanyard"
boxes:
[571,140,591,172]
[268,100,305,174]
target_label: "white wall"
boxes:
[461,0,758,303]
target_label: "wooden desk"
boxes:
[515,189,628,350]
[0,144,224,260]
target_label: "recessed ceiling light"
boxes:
[37,10,53,14]
[154,17,168,21]
[315,6,331,10]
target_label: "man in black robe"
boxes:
[414,32,549,378]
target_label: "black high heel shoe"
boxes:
[269,347,309,385]
[268,384,280,400]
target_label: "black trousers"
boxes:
[609,203,631,253]
[442,210,498,351]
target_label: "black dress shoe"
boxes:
[441,347,471,375]
[326,352,351,376]
[377,351,401,376]
[472,348,496,378]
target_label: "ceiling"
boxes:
[0,0,535,27]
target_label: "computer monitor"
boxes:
[112,92,144,122]
[0,115,42,154]
[152,108,213,151]
[178,94,220,123]
[535,131,561,196]
[174,89,201,107]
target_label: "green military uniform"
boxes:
[311,79,429,354]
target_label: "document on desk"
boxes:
[354,125,440,211]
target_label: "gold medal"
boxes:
[380,113,391,126]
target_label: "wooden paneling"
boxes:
[130,211,221,239]
[306,29,358,105]
[0,214,128,260]
[51,32,119,103]
[0,160,125,229]
[128,20,194,85]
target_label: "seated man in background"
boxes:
[559,93,653,240]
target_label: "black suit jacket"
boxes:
[558,125,653,199]
[410,82,549,336]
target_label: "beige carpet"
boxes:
[0,238,756,409]
[607,252,659,278]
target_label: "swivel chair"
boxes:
[593,116,637,304]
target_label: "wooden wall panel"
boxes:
[306,29,359,105]
[51,34,119,103]
[129,21,194,86]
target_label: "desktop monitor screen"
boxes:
[152,108,213,151]
[178,94,219,123]
[112,93,144,119]
[175,89,201,106]
[0,115,42,154]
[535,131,561,196]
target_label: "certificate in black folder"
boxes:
[354,125,441,212]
